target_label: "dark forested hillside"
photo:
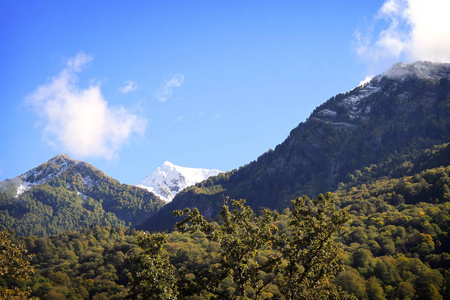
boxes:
[142,61,450,231]
[0,155,165,236]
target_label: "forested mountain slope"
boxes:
[331,142,450,299]
[8,142,450,299]
[142,61,450,231]
[0,154,164,236]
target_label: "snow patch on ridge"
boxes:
[82,176,95,188]
[137,161,223,203]
[343,84,381,110]
[317,109,337,117]
[23,154,74,185]
[14,155,74,196]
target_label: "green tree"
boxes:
[174,193,351,299]
[127,232,178,300]
[174,198,280,299]
[366,277,386,300]
[130,194,352,299]
[277,194,351,299]
[0,229,35,299]
[334,268,367,299]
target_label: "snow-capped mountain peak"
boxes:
[0,154,101,198]
[23,154,76,184]
[8,154,77,197]
[312,61,450,131]
[137,161,223,203]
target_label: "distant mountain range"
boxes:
[136,161,222,202]
[1,61,449,236]
[0,155,221,236]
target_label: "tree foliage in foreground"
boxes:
[0,229,35,299]
[127,233,178,299]
[129,193,354,299]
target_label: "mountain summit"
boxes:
[383,61,450,80]
[0,154,164,236]
[137,161,223,202]
[0,154,79,198]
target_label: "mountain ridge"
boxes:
[0,154,165,236]
[141,61,450,231]
[2,61,450,235]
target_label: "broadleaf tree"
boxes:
[127,232,178,300]
[0,228,35,300]
[130,193,354,299]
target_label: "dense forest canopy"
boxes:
[0,143,449,298]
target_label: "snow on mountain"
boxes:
[0,154,85,198]
[137,161,223,203]
[313,61,450,130]
[313,80,381,130]
[23,154,75,184]
[1,155,221,203]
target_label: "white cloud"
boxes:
[119,81,137,94]
[408,0,450,62]
[27,53,147,160]
[154,73,185,102]
[67,53,93,72]
[358,75,374,87]
[356,0,450,70]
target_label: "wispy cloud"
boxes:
[355,0,450,71]
[154,73,185,102]
[119,81,137,94]
[27,53,147,160]
[66,53,93,71]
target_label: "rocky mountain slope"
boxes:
[0,154,165,236]
[137,161,222,202]
[141,61,450,231]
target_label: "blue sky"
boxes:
[1,0,450,185]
